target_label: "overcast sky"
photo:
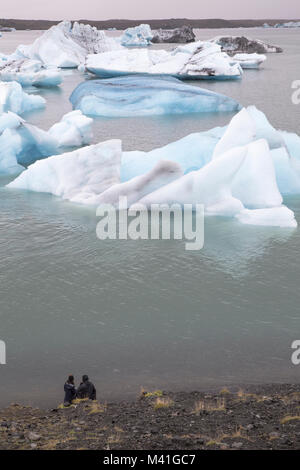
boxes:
[1,0,299,20]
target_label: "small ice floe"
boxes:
[232,53,267,69]
[0,110,93,175]
[0,81,46,114]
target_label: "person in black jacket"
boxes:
[76,375,96,400]
[64,375,76,406]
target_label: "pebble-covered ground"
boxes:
[1,384,300,450]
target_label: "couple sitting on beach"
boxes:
[64,374,96,406]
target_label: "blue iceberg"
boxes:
[0,110,93,175]
[120,24,153,47]
[70,75,241,117]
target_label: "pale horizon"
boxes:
[0,0,299,21]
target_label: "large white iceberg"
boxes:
[0,57,63,87]
[7,106,300,228]
[0,110,93,174]
[85,41,243,80]
[70,75,241,117]
[120,24,153,47]
[16,21,122,68]
[0,81,46,114]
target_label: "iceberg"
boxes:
[70,75,241,117]
[233,53,267,69]
[7,140,122,204]
[6,106,300,228]
[0,81,46,114]
[0,58,63,87]
[0,110,93,174]
[16,21,122,68]
[151,26,195,44]
[0,112,57,173]
[211,36,283,54]
[120,24,153,47]
[48,110,93,147]
[85,41,243,80]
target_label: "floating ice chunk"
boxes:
[0,110,93,174]
[0,58,62,87]
[0,112,58,173]
[94,160,183,207]
[152,26,195,44]
[236,207,297,228]
[70,75,241,117]
[7,140,122,204]
[17,21,122,68]
[0,81,46,114]
[135,146,247,216]
[48,110,93,147]
[120,24,153,47]
[85,40,243,80]
[211,36,283,53]
[233,53,267,69]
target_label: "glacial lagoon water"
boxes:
[0,28,300,407]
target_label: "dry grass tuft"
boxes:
[220,387,231,395]
[280,415,300,425]
[153,397,174,410]
[88,401,107,414]
[140,387,164,399]
[194,398,226,414]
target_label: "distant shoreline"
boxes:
[1,18,300,31]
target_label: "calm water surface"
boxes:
[0,28,300,407]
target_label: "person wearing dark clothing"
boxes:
[64,375,76,406]
[76,375,96,400]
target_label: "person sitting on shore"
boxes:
[76,375,96,400]
[64,375,76,406]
